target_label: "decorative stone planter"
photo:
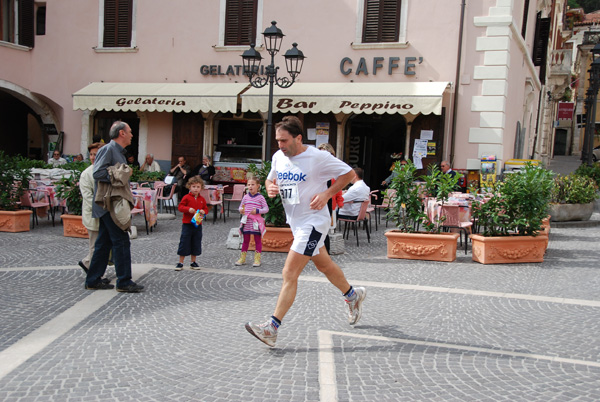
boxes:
[248,226,294,253]
[470,234,546,264]
[549,202,594,222]
[61,214,88,238]
[0,210,33,232]
[384,230,459,262]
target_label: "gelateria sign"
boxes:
[115,97,186,107]
[200,56,424,76]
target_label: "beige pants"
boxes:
[81,230,99,268]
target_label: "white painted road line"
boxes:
[318,330,600,402]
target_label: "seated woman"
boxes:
[191,155,216,185]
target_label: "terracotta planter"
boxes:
[61,214,89,238]
[549,202,594,222]
[470,234,546,264]
[541,216,550,234]
[0,210,33,233]
[384,230,460,262]
[248,226,294,253]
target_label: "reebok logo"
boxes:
[277,171,306,182]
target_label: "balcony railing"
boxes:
[583,31,600,46]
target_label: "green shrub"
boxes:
[472,163,553,237]
[0,151,32,211]
[574,163,600,188]
[551,174,598,204]
[386,161,459,233]
[54,170,83,215]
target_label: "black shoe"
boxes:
[85,281,115,290]
[78,261,89,274]
[101,278,111,284]
[116,282,144,293]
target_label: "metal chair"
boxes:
[200,188,226,224]
[224,184,246,217]
[155,181,177,215]
[376,189,396,227]
[337,200,371,246]
[19,189,55,228]
[368,190,377,232]
[439,204,472,254]
[131,194,149,235]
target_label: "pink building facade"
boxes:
[0,0,555,187]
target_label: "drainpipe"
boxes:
[450,0,467,166]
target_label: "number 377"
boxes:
[279,188,293,199]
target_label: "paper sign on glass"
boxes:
[420,130,434,140]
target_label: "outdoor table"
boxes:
[425,198,472,225]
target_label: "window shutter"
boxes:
[521,0,530,39]
[532,13,550,66]
[18,0,35,47]
[103,0,132,47]
[362,0,400,43]
[225,0,257,46]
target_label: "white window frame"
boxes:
[95,0,138,53]
[214,0,264,52]
[353,0,409,49]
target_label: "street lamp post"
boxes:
[582,43,600,166]
[241,21,305,159]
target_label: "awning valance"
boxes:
[241,82,450,115]
[73,82,250,113]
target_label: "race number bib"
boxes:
[279,182,300,205]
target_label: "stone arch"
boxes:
[0,79,62,131]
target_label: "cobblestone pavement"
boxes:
[1,209,600,401]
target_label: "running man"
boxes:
[245,116,366,347]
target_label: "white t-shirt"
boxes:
[339,180,371,217]
[268,146,352,231]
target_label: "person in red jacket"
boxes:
[317,143,344,253]
[175,176,208,271]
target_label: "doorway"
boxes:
[345,114,407,190]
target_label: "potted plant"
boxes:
[470,163,554,264]
[246,161,293,252]
[0,151,33,232]
[55,168,89,238]
[384,160,461,262]
[548,173,599,222]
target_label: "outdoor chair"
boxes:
[131,194,149,235]
[338,200,371,247]
[155,181,177,215]
[224,183,246,217]
[200,188,226,224]
[376,189,396,227]
[19,189,55,229]
[439,204,472,254]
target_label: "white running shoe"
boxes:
[245,320,278,347]
[346,287,366,325]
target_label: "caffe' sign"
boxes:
[116,97,186,107]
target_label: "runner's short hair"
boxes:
[275,116,303,138]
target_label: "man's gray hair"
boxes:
[204,155,212,162]
[109,121,127,140]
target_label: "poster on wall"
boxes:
[420,130,434,140]
[315,122,330,147]
[427,141,436,156]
